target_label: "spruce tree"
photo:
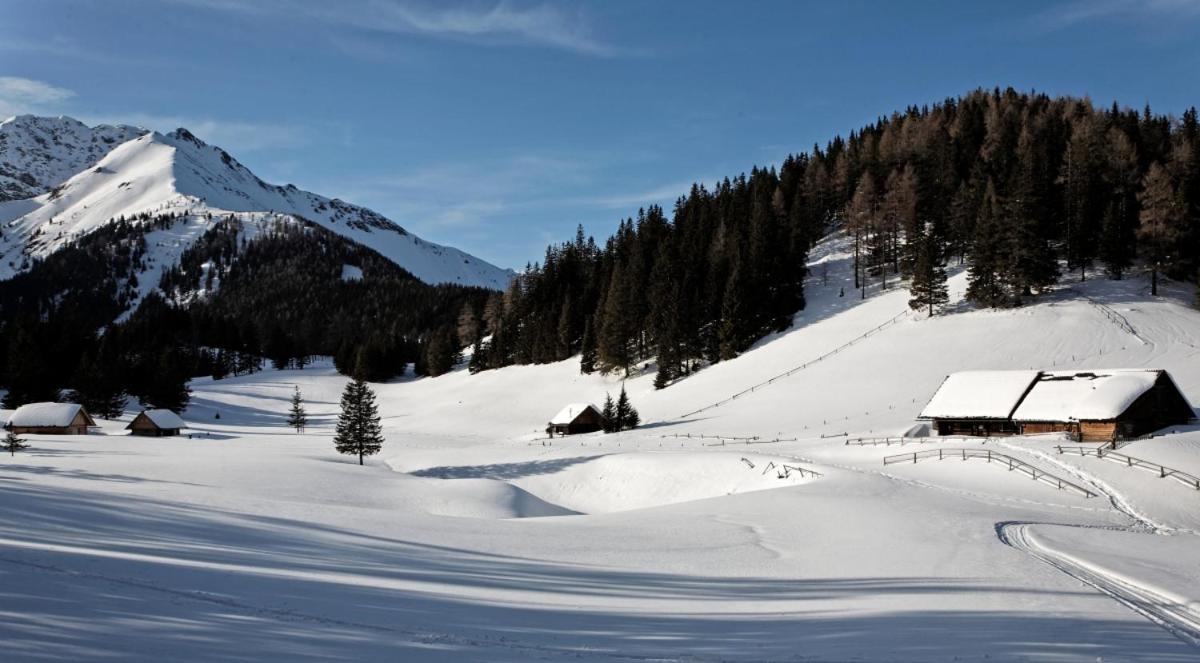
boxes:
[908,224,950,316]
[600,393,616,433]
[3,431,28,457]
[966,182,1012,308]
[579,317,597,374]
[468,336,487,374]
[286,385,307,433]
[333,379,384,465]
[614,385,640,431]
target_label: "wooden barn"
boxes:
[920,369,1194,442]
[5,403,96,435]
[547,403,605,437]
[918,370,1039,437]
[127,409,187,437]
[1012,369,1194,442]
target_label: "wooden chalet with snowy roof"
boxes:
[5,403,97,435]
[127,409,188,437]
[920,369,1194,442]
[547,403,605,437]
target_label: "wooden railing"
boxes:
[1056,446,1200,491]
[677,309,911,420]
[760,460,822,479]
[882,448,1097,498]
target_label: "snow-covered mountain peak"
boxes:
[0,114,146,201]
[0,116,514,290]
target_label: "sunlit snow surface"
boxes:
[2,232,1199,661]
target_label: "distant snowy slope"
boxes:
[0,117,514,290]
[0,115,145,201]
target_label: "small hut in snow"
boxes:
[5,403,96,435]
[547,403,605,437]
[127,409,187,437]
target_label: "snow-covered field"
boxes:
[3,233,1200,661]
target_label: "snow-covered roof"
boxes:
[550,403,601,425]
[1012,370,1162,422]
[919,371,1040,420]
[8,402,90,427]
[136,409,187,430]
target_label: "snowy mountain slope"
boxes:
[0,115,145,201]
[2,232,1200,659]
[0,117,514,290]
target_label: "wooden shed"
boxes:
[918,371,1040,437]
[920,369,1194,443]
[127,409,187,437]
[547,403,605,437]
[5,403,96,435]
[1013,370,1194,442]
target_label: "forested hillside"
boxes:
[465,87,1200,388]
[0,213,489,410]
[2,87,1198,407]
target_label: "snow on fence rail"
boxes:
[882,448,1097,498]
[1055,446,1200,491]
[677,309,911,420]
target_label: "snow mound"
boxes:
[407,451,818,515]
[414,477,580,519]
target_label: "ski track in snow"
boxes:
[988,439,1200,649]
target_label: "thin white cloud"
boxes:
[0,76,75,117]
[1033,0,1200,30]
[174,0,622,56]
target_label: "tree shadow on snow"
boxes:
[410,455,605,480]
[0,482,1195,661]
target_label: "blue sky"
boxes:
[2,0,1199,269]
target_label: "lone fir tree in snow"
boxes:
[600,393,617,433]
[614,385,640,431]
[4,431,29,457]
[333,379,384,465]
[286,386,307,433]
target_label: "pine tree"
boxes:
[468,336,488,374]
[1099,200,1134,279]
[614,385,639,431]
[579,317,597,374]
[600,393,616,433]
[908,223,950,316]
[966,182,1012,308]
[3,431,28,457]
[286,385,307,433]
[333,379,384,465]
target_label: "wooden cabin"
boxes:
[921,369,1195,442]
[1013,370,1193,442]
[126,409,187,437]
[547,403,605,437]
[5,403,96,435]
[918,371,1040,437]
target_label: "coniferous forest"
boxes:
[472,88,1200,386]
[2,88,1200,406]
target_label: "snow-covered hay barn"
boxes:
[918,370,1039,436]
[920,369,1194,442]
[547,403,605,436]
[127,409,187,437]
[5,402,96,435]
[1012,370,1194,441]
